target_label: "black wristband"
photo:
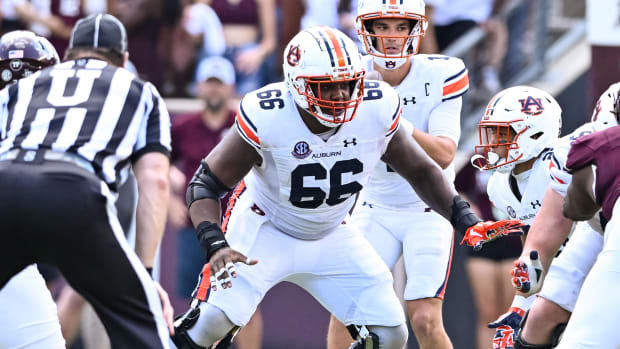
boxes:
[450,195,483,237]
[196,221,229,261]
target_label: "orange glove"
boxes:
[460,219,524,251]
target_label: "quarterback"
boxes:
[326,0,469,348]
[171,26,520,349]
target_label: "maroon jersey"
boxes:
[566,125,620,221]
[171,110,236,188]
[50,0,84,58]
[171,110,236,223]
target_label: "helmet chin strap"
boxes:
[373,56,407,70]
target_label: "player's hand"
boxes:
[209,247,258,291]
[154,281,175,335]
[489,307,524,349]
[460,219,524,251]
[511,251,544,296]
[549,165,572,195]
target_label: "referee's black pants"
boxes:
[0,160,169,349]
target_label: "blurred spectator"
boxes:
[110,0,164,86]
[210,0,277,96]
[424,0,508,99]
[279,0,360,74]
[0,0,72,40]
[28,0,86,57]
[169,55,263,349]
[161,0,226,97]
[586,0,620,114]
[169,56,237,299]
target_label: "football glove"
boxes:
[511,251,544,296]
[489,307,525,349]
[549,165,572,196]
[460,219,524,251]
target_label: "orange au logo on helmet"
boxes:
[287,44,301,67]
[518,96,544,116]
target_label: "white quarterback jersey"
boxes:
[358,54,468,208]
[487,150,554,226]
[234,81,401,240]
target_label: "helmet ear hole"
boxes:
[530,131,543,140]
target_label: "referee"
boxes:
[0,14,173,348]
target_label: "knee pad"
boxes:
[171,307,206,349]
[346,324,407,349]
[346,325,379,349]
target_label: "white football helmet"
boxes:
[356,0,427,70]
[283,26,365,128]
[591,81,620,132]
[472,86,562,173]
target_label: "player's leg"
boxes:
[555,248,620,348]
[520,222,603,346]
[327,202,402,349]
[466,258,511,349]
[553,209,620,348]
[292,224,408,349]
[0,265,66,349]
[174,198,283,348]
[401,211,454,349]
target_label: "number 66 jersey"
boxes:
[231,80,401,240]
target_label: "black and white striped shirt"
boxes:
[0,58,171,191]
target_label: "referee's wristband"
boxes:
[196,221,229,261]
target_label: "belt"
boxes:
[0,149,95,173]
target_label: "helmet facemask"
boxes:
[293,72,365,127]
[356,12,427,70]
[473,122,524,173]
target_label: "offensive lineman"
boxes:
[171,26,521,349]
[326,0,469,348]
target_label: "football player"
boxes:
[0,30,66,349]
[171,26,521,349]
[556,86,620,348]
[325,0,469,348]
[508,83,619,348]
[471,85,565,349]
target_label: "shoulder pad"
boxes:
[235,83,290,149]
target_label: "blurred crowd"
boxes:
[2,1,598,348]
[0,0,525,102]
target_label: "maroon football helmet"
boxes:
[0,31,59,89]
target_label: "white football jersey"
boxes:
[359,54,468,208]
[550,122,604,233]
[487,150,554,226]
[234,81,401,239]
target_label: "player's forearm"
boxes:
[563,166,599,221]
[135,171,170,268]
[188,198,223,228]
[412,129,456,169]
[521,187,573,271]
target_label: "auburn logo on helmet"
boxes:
[519,96,544,116]
[286,44,301,67]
